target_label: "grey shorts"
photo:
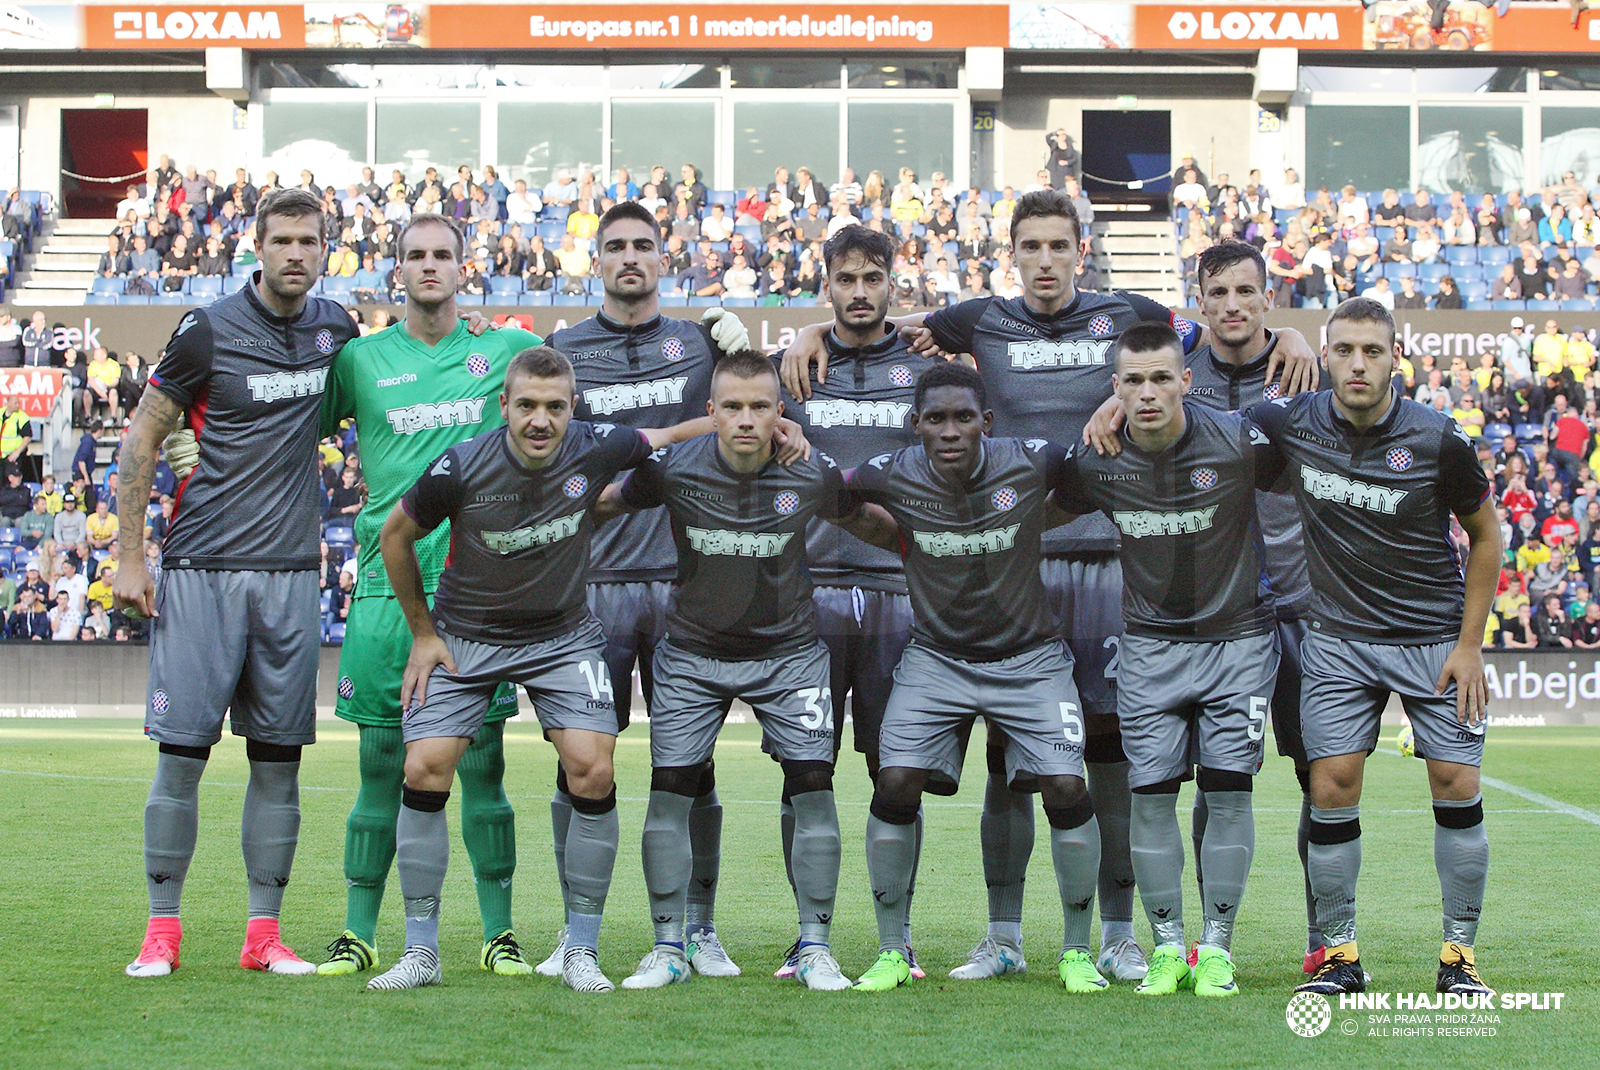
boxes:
[586,580,673,732]
[813,585,914,757]
[879,640,1087,794]
[1040,554,1124,719]
[1271,616,1310,764]
[1117,631,1279,788]
[648,638,835,768]
[403,617,618,744]
[145,569,322,748]
[1299,632,1485,766]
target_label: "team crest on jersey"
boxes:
[315,329,336,354]
[774,491,800,515]
[337,676,355,700]
[662,338,685,362]
[1088,315,1114,337]
[992,487,1017,511]
[466,353,491,377]
[1190,467,1218,490]
[1263,382,1282,401]
[151,689,169,715]
[564,475,589,498]
[889,365,913,387]
[1174,317,1199,345]
[1386,447,1414,472]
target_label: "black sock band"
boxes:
[1133,777,1184,796]
[1434,798,1484,829]
[651,764,707,798]
[403,785,450,813]
[1196,767,1254,793]
[569,787,618,816]
[158,742,211,761]
[870,794,920,826]
[555,762,570,797]
[1308,816,1361,845]
[697,760,717,797]
[245,739,301,763]
[1044,793,1096,830]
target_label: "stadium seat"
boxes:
[151,294,185,305]
[1479,247,1511,265]
[456,293,485,305]
[0,527,17,545]
[328,622,346,643]
[1465,299,1492,310]
[489,276,522,296]
[190,276,223,295]
[688,296,720,307]
[518,291,552,306]
[1461,279,1488,299]
[537,222,566,243]
[723,297,756,307]
[1515,423,1543,441]
[1492,300,1525,310]
[658,278,681,295]
[323,278,354,295]
[1445,246,1477,265]
[734,225,762,244]
[1526,299,1558,310]
[90,277,120,294]
[1419,262,1449,280]
[706,190,737,209]
[1383,262,1416,279]
[320,590,333,614]
[85,293,117,305]
[222,276,246,292]
[324,525,355,548]
[1484,422,1514,441]
[552,293,586,306]
[659,293,688,307]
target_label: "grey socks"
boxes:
[564,790,619,951]
[1198,790,1254,952]
[686,790,722,931]
[397,789,450,954]
[550,773,573,914]
[1434,794,1488,947]
[1130,790,1186,946]
[865,807,918,953]
[641,790,694,947]
[980,773,1034,930]
[144,750,207,917]
[242,757,302,920]
[1307,804,1362,948]
[1086,761,1135,931]
[789,790,841,948]
[1298,793,1323,951]
[1046,806,1101,954]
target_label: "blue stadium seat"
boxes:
[1419,262,1449,280]
[222,276,246,292]
[1464,299,1492,311]
[376,257,395,273]
[1526,299,1558,310]
[734,225,762,244]
[537,222,566,243]
[1445,246,1478,265]
[710,241,730,256]
[0,547,13,572]
[90,277,120,294]
[659,293,688,307]
[455,293,486,305]
[1491,300,1525,310]
[1461,280,1488,300]
[324,525,355,548]
[584,277,604,295]
[518,291,552,306]
[320,589,333,614]
[688,296,720,307]
[151,294,186,305]
[323,278,354,295]
[1479,246,1511,265]
[0,527,18,545]
[658,278,681,295]
[723,297,756,307]
[1483,422,1514,441]
[1514,423,1543,441]
[489,276,522,296]
[552,293,586,306]
[190,276,223,295]
[85,293,118,305]
[1383,262,1416,279]
[328,622,346,644]
[706,190,737,208]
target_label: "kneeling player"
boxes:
[599,350,890,991]
[1055,323,1284,997]
[1249,299,1501,996]
[367,347,703,994]
[846,362,1106,993]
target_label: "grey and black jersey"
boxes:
[1055,402,1281,640]
[149,276,358,570]
[847,437,1068,661]
[1185,332,1325,619]
[778,327,936,594]
[620,434,858,660]
[549,311,717,583]
[924,291,1199,553]
[401,421,652,646]
[1248,391,1492,645]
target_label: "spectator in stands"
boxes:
[1364,275,1396,311]
[1534,320,1568,377]
[1335,185,1368,230]
[1,393,30,478]
[492,236,523,278]
[1501,602,1537,648]
[97,234,129,280]
[196,236,229,277]
[523,235,556,291]
[1540,204,1574,244]
[1434,275,1463,310]
[47,588,79,641]
[383,187,412,225]
[1442,207,1475,246]
[17,494,50,548]
[1490,262,1523,301]
[123,234,158,295]
[1172,169,1207,214]
[791,253,821,303]
[793,167,826,212]
[1383,223,1413,262]
[1394,274,1427,310]
[460,257,488,296]
[831,167,862,207]
[1574,203,1600,247]
[21,312,49,367]
[542,168,577,208]
[325,464,363,527]
[1573,601,1600,649]
[7,586,48,640]
[505,179,540,226]
[1506,207,1538,246]
[685,249,725,297]
[51,555,86,614]
[71,419,98,486]
[1411,224,1442,264]
[86,561,115,613]
[1553,258,1590,302]
[722,254,758,300]
[1484,373,1514,425]
[1475,195,1503,245]
[1404,189,1439,228]
[159,233,198,292]
[1045,129,1080,188]
[1519,248,1550,298]
[675,165,709,216]
[352,254,385,302]
[0,461,28,524]
[555,234,591,294]
[1534,591,1574,647]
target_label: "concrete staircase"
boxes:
[13,218,116,305]
[1091,216,1182,308]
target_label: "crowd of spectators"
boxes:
[1176,162,1600,312]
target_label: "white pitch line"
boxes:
[1376,745,1600,826]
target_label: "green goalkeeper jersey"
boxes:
[320,320,543,599]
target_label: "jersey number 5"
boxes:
[1247,695,1267,742]
[798,687,834,731]
[1059,702,1084,744]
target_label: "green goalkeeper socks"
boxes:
[459,721,517,941]
[343,725,405,947]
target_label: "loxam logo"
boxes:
[805,399,911,429]
[583,376,687,416]
[912,525,1020,557]
[1166,9,1341,43]
[247,368,327,403]
[385,398,487,435]
[112,9,284,41]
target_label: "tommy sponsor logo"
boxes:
[482,510,585,553]
[1007,339,1112,370]
[385,397,487,435]
[111,8,284,42]
[1112,506,1217,538]
[912,524,1020,557]
[686,527,793,557]
[1166,9,1342,42]
[583,376,687,415]
[247,367,327,403]
[1300,465,1407,514]
[805,398,912,429]
[375,372,418,388]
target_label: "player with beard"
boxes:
[782,190,1319,983]
[539,202,804,978]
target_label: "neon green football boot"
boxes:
[1191,946,1239,997]
[481,931,534,976]
[1136,943,1195,995]
[1057,949,1110,993]
[317,931,377,976]
[852,950,912,991]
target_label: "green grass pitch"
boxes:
[1,719,1594,1069]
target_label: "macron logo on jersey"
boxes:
[685,527,793,557]
[805,399,912,429]
[583,376,687,416]
[1112,506,1218,538]
[247,368,327,403]
[1300,465,1407,514]
[1008,339,1113,371]
[912,525,1020,557]
[385,398,487,435]
[483,510,585,554]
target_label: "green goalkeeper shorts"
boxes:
[334,595,520,728]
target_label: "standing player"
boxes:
[846,362,1104,994]
[367,347,706,993]
[1247,299,1500,996]
[783,191,1318,982]
[540,201,773,978]
[116,189,357,978]
[1053,322,1283,997]
[771,226,937,978]
[599,350,890,991]
[313,214,545,977]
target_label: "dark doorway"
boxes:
[60,109,147,218]
[1081,110,1171,210]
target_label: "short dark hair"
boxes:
[1009,189,1083,245]
[711,348,779,389]
[504,345,575,394]
[1326,296,1396,347]
[254,187,324,245]
[914,360,987,413]
[1197,240,1267,288]
[822,226,896,274]
[597,201,659,246]
[1115,322,1185,372]
[397,214,465,262]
